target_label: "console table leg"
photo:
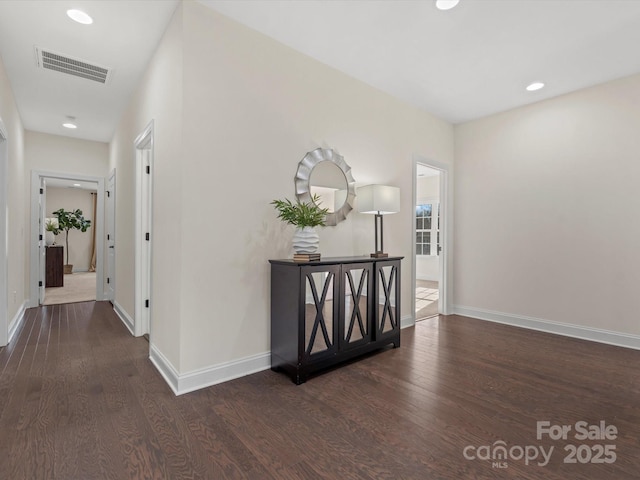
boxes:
[294,372,307,385]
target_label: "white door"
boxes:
[106,170,116,302]
[134,121,153,337]
[38,178,46,304]
[140,148,151,335]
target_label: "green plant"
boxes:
[52,208,91,265]
[271,195,329,228]
[45,218,59,234]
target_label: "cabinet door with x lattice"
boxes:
[270,256,402,384]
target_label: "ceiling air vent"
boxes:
[35,47,111,84]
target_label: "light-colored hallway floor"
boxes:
[44,271,96,305]
[416,279,438,320]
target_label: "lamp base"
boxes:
[370,252,389,258]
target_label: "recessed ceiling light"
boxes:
[63,123,77,129]
[526,82,545,92]
[67,9,93,25]
[436,0,460,10]
[73,183,81,187]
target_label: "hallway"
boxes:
[1,302,639,479]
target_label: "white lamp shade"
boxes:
[357,185,400,214]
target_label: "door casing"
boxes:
[106,169,116,302]
[29,170,105,307]
[134,121,154,338]
[412,155,452,320]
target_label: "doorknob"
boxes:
[109,246,115,249]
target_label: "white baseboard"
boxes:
[452,305,640,350]
[149,344,180,394]
[401,314,414,329]
[149,344,271,396]
[113,301,134,335]
[8,301,27,343]
[416,274,438,282]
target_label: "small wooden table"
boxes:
[46,245,64,287]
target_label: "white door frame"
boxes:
[134,121,154,337]
[412,155,452,318]
[0,119,8,346]
[29,170,105,307]
[38,177,46,304]
[106,169,116,302]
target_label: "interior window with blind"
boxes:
[416,203,440,255]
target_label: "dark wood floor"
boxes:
[1,301,639,479]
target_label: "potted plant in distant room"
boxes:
[52,208,91,274]
[44,218,59,246]
[271,194,328,255]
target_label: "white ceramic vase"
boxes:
[45,231,55,246]
[292,227,319,254]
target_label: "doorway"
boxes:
[29,171,105,307]
[415,165,440,320]
[42,179,99,305]
[412,157,450,321]
[134,121,153,338]
[106,169,115,302]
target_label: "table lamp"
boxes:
[357,185,400,258]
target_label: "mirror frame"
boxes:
[295,147,356,226]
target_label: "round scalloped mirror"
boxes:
[295,148,356,226]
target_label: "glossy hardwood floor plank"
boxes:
[1,302,639,479]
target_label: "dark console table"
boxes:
[269,256,402,384]
[46,245,64,287]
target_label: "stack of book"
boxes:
[293,253,321,262]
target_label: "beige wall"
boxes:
[46,187,96,272]
[454,73,640,336]
[178,1,453,372]
[0,53,26,325]
[109,3,183,368]
[110,0,454,381]
[24,131,108,295]
[25,130,108,177]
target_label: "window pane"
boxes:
[425,218,432,230]
[416,244,422,255]
[424,204,432,216]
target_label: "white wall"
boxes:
[178,1,454,373]
[25,131,108,177]
[0,52,26,332]
[110,0,454,388]
[24,131,108,294]
[46,187,95,272]
[109,4,183,368]
[416,175,440,281]
[454,73,640,338]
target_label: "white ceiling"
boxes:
[417,164,439,178]
[1,0,640,144]
[203,0,640,124]
[0,0,179,142]
[46,178,98,191]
